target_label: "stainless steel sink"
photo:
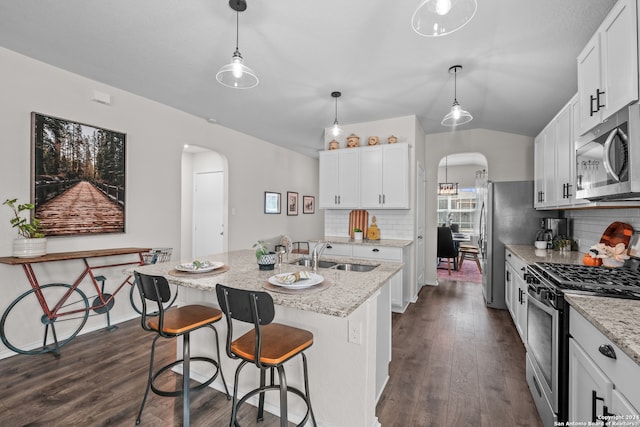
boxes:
[290,258,337,269]
[334,263,379,272]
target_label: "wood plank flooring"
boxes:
[0,278,541,426]
[376,279,542,427]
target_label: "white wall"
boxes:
[423,128,534,285]
[0,47,323,357]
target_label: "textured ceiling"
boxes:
[0,0,615,157]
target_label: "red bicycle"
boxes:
[0,247,176,356]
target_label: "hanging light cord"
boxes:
[234,6,240,53]
[453,68,458,104]
[334,95,339,123]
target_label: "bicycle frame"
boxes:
[20,255,144,320]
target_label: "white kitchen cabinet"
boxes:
[318,149,360,209]
[352,245,408,313]
[577,0,638,135]
[534,94,589,209]
[568,307,640,423]
[321,242,353,257]
[505,249,527,343]
[359,144,410,209]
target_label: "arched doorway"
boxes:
[435,152,487,282]
[181,146,228,259]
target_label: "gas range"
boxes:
[528,259,640,300]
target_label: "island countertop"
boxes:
[310,237,414,248]
[132,249,403,318]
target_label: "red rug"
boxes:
[437,258,483,283]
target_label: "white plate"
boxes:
[268,272,324,289]
[175,261,224,273]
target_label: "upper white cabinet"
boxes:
[318,149,360,209]
[577,0,638,135]
[359,144,410,209]
[534,94,589,210]
[319,144,410,210]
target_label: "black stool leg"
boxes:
[211,326,230,399]
[302,353,317,426]
[183,333,190,427]
[257,368,266,421]
[136,335,160,424]
[276,365,288,427]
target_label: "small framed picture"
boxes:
[303,196,315,214]
[287,192,298,216]
[264,191,281,214]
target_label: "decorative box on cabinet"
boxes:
[568,307,640,423]
[577,0,638,135]
[318,149,360,209]
[359,144,410,209]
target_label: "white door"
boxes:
[193,171,224,257]
[416,162,425,288]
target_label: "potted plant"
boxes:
[3,198,47,257]
[353,227,363,241]
[253,240,276,270]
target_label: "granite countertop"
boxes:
[565,293,640,366]
[132,249,403,318]
[311,237,414,248]
[505,244,585,265]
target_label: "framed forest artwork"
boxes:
[31,112,126,236]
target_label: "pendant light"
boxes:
[438,155,459,196]
[441,65,473,127]
[330,91,344,138]
[411,0,477,37]
[216,0,259,89]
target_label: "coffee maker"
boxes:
[536,218,569,248]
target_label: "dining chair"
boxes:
[216,283,316,427]
[133,272,229,426]
[437,226,459,275]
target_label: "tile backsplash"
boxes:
[565,207,640,253]
[324,210,414,240]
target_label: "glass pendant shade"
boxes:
[441,100,473,126]
[216,49,258,89]
[216,0,258,89]
[330,91,344,138]
[411,0,477,37]
[441,65,472,127]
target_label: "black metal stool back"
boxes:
[135,271,172,335]
[216,284,275,368]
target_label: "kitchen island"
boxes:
[133,249,403,427]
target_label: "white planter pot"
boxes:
[354,232,363,241]
[13,237,47,258]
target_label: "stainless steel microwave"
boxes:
[575,103,640,200]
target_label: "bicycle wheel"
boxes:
[1,283,89,355]
[129,279,178,316]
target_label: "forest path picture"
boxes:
[32,113,126,236]
[37,181,124,235]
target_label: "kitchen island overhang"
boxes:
[132,249,403,427]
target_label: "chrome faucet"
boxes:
[311,241,328,273]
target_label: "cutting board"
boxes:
[349,210,368,239]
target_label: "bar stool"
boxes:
[458,244,482,273]
[134,272,229,426]
[215,284,316,427]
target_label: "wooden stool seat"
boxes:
[147,305,223,334]
[232,323,313,365]
[457,245,482,273]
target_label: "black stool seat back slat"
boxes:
[216,285,275,325]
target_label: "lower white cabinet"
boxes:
[505,249,528,342]
[352,245,405,312]
[321,242,352,257]
[568,307,640,423]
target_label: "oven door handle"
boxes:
[527,287,555,314]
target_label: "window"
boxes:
[437,187,477,233]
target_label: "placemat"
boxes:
[168,265,230,278]
[263,279,332,295]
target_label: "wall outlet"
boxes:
[348,320,362,345]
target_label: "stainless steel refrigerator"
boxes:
[478,180,551,309]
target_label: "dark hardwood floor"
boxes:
[0,278,541,426]
[376,279,542,427]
